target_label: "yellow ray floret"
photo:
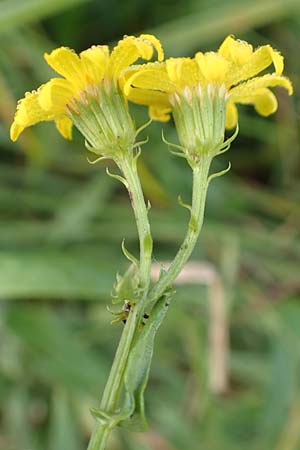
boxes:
[124,35,293,128]
[10,34,164,142]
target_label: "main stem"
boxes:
[147,156,212,310]
[87,306,138,450]
[87,153,152,450]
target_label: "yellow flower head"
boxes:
[10,34,163,150]
[123,35,292,162]
[124,35,292,126]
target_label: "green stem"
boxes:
[118,155,153,292]
[86,423,111,450]
[87,306,138,450]
[147,156,212,310]
[86,152,153,450]
[100,308,138,411]
[86,153,211,450]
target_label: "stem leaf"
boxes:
[120,290,173,431]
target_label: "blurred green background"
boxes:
[0,0,300,449]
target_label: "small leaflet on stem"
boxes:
[121,239,139,267]
[161,129,187,157]
[106,167,128,187]
[178,194,192,212]
[208,161,231,185]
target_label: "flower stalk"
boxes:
[147,155,212,310]
[117,154,153,293]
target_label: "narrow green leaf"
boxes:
[121,291,173,431]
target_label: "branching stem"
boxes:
[86,153,213,450]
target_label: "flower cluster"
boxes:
[10,34,292,161]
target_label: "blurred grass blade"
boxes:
[0,249,116,300]
[6,305,108,390]
[0,0,91,33]
[151,0,300,54]
[49,174,115,242]
[48,388,82,450]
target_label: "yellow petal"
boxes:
[110,35,163,79]
[165,58,184,83]
[10,123,24,142]
[166,57,202,88]
[139,34,164,61]
[10,90,53,141]
[195,52,229,83]
[219,35,253,65]
[232,88,278,117]
[123,63,174,97]
[225,101,238,129]
[149,105,171,122]
[55,116,73,139]
[225,45,284,86]
[80,45,109,83]
[230,74,293,98]
[125,85,169,107]
[38,78,74,114]
[44,47,86,89]
[271,49,284,75]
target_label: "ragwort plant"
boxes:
[10,34,292,450]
